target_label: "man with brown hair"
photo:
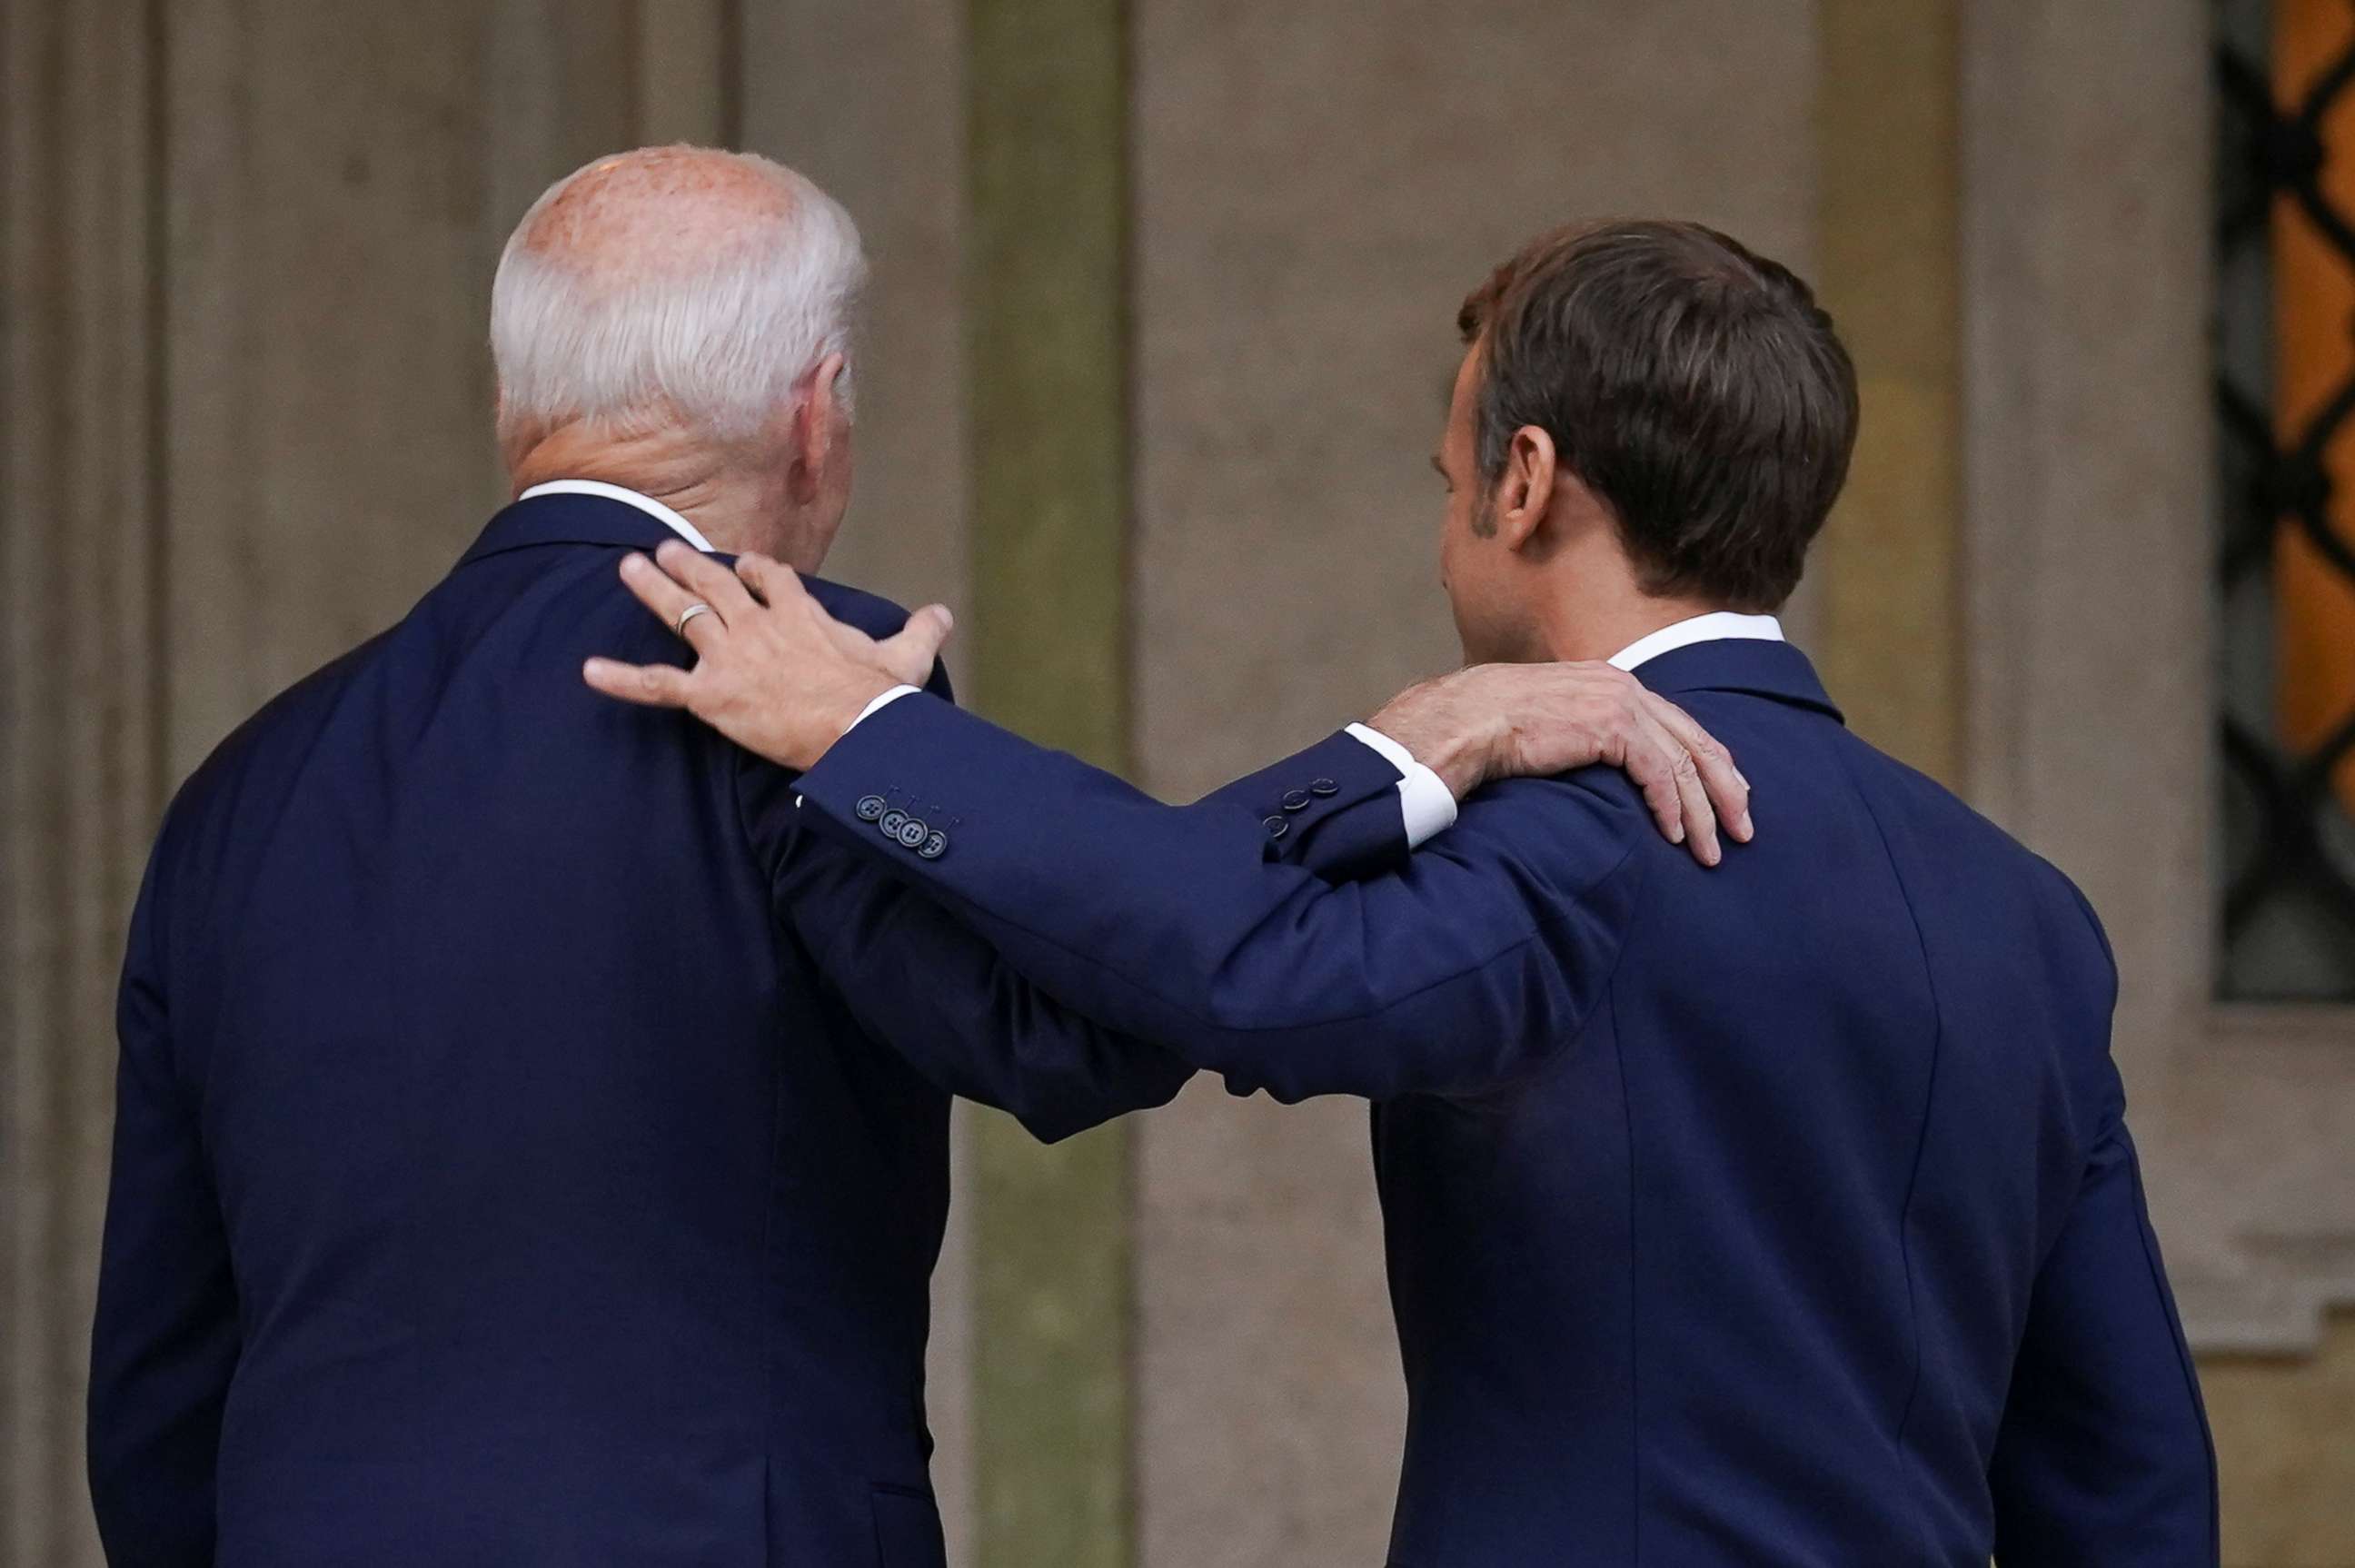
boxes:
[599,219,2219,1565]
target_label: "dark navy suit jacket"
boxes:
[88,494,1259,1567]
[789,639,2221,1567]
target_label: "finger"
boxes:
[654,539,761,624]
[1664,729,1722,868]
[1643,694,1751,844]
[765,555,896,659]
[618,553,726,654]
[817,600,951,685]
[734,551,821,620]
[871,605,955,687]
[582,657,695,709]
[734,551,790,608]
[1629,706,1724,866]
[1617,708,1717,865]
[1613,716,1687,849]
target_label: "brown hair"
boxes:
[1457,220,1858,611]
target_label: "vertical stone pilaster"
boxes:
[966,2,1136,1564]
[631,0,733,149]
[1815,0,1964,783]
[0,5,165,1563]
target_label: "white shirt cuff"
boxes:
[1345,723,1458,849]
[847,684,920,732]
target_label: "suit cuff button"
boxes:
[855,795,888,822]
[1263,815,1290,840]
[1309,777,1340,797]
[1280,789,1312,812]
[895,816,930,849]
[919,829,949,860]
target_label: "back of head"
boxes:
[1457,220,1858,611]
[490,145,867,452]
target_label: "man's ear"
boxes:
[788,353,849,502]
[1492,423,1559,552]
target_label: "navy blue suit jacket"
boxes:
[790,640,2221,1567]
[88,494,1253,1566]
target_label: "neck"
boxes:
[506,422,818,564]
[1525,579,1729,666]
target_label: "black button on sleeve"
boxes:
[855,795,889,822]
[1309,778,1340,797]
[896,817,930,849]
[1281,789,1312,812]
[1263,815,1289,840]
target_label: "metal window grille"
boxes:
[2215,0,2355,998]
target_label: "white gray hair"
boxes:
[490,148,867,444]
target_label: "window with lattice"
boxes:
[2216,0,2355,998]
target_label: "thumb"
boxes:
[874,604,955,686]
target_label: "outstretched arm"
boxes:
[595,541,1752,867]
[784,692,1654,1102]
[730,581,1429,1136]
[588,547,1750,1101]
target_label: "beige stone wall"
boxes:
[6,3,2352,1564]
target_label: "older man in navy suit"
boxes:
[85,151,1744,1568]
[601,220,2220,1565]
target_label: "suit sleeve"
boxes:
[1989,906,2219,1567]
[740,680,1417,1136]
[1192,741,1411,881]
[788,692,1652,1104]
[87,849,242,1568]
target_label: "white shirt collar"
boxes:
[1606,610,1785,672]
[517,479,718,553]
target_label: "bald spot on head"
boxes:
[518,145,797,289]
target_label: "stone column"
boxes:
[1814,0,1964,782]
[964,3,1138,1563]
[0,5,164,1562]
